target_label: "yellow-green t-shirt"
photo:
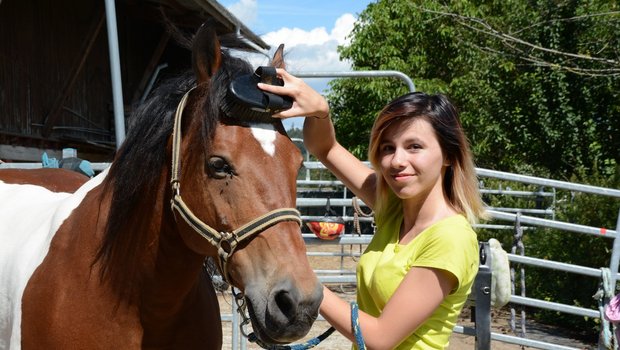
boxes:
[356,213,479,349]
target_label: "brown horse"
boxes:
[0,24,322,349]
[0,168,88,193]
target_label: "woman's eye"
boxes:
[380,144,394,153]
[207,156,234,179]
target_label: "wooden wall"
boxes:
[0,0,193,162]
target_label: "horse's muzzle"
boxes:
[245,279,323,344]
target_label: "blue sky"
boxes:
[219,0,375,129]
[220,1,372,34]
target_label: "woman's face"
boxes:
[378,118,448,201]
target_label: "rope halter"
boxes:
[169,88,302,283]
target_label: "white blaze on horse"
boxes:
[0,23,322,350]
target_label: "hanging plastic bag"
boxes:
[306,197,345,240]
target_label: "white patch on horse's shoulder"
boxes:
[250,123,276,157]
[0,167,108,348]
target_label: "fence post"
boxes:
[474,241,492,350]
[609,208,620,291]
[599,208,620,350]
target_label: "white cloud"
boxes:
[260,13,356,72]
[331,13,356,46]
[262,27,331,48]
[225,0,358,72]
[226,0,258,26]
[281,42,351,72]
[261,13,355,49]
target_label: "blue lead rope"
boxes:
[247,302,365,349]
[248,327,336,350]
[351,302,366,350]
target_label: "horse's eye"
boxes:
[207,156,234,179]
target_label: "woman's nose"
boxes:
[390,148,407,168]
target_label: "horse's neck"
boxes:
[139,209,210,337]
[144,219,206,296]
[88,175,211,342]
[96,169,219,346]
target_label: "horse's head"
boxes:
[170,24,322,344]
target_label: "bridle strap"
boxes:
[171,194,302,269]
[170,87,193,189]
[168,88,302,283]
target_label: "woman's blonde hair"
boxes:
[368,92,488,225]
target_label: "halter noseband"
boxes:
[169,88,302,283]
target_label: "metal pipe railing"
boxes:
[301,161,620,198]
[291,70,416,93]
[477,168,620,198]
[489,210,617,239]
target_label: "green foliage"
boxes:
[328,0,620,179]
[286,126,303,140]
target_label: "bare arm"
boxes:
[259,69,376,207]
[320,267,457,350]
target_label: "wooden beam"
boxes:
[0,131,115,162]
[42,6,105,137]
[0,144,61,162]
[130,31,171,106]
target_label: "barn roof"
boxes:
[170,0,269,51]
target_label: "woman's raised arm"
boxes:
[259,68,377,208]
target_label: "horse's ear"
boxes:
[270,44,286,69]
[192,22,222,84]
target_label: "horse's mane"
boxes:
[95,34,277,301]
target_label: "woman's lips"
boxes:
[392,173,414,181]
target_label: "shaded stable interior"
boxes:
[0,0,268,162]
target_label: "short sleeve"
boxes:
[409,217,479,290]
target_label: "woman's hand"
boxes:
[257,68,330,120]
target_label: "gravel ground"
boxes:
[217,291,594,350]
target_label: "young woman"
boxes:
[259,69,487,350]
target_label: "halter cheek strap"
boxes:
[169,88,302,283]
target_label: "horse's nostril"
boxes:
[274,289,297,319]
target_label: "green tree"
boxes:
[329,0,620,179]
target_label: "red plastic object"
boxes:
[306,221,344,240]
